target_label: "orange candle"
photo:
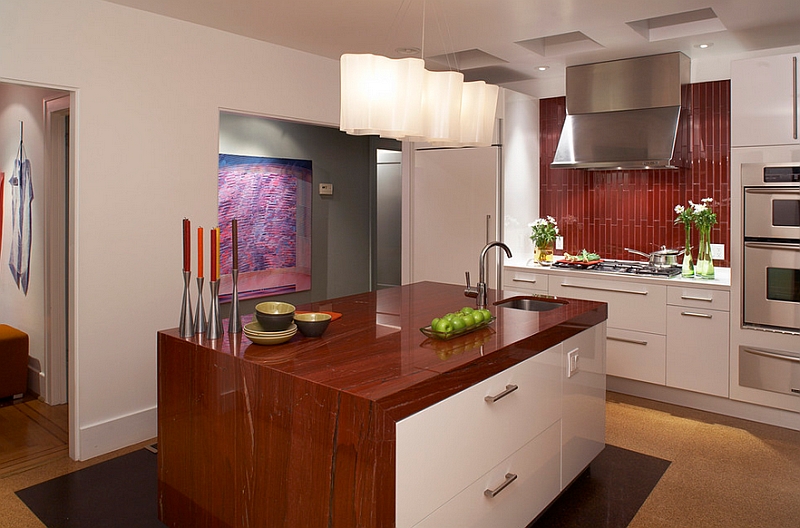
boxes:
[197,227,204,279]
[210,228,216,282]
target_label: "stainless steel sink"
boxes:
[494,296,568,312]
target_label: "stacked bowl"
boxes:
[245,302,297,345]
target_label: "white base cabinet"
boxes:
[396,324,606,528]
[548,275,667,384]
[666,286,730,397]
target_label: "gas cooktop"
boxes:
[552,259,682,277]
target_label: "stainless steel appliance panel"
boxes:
[744,187,800,240]
[739,346,800,397]
[743,241,800,331]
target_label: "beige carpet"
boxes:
[607,392,800,528]
[1,393,798,527]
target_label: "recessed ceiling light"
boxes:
[396,47,420,56]
[695,43,713,49]
[538,66,550,71]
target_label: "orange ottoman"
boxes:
[0,325,28,399]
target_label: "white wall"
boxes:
[0,0,340,460]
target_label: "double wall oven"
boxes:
[742,163,800,333]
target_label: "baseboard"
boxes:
[607,376,800,432]
[78,405,157,460]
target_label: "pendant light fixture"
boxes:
[339,1,498,147]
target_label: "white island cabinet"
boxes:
[731,53,800,147]
[396,323,606,528]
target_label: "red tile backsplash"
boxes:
[539,80,731,266]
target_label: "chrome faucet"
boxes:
[465,241,513,309]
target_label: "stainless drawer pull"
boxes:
[560,282,648,296]
[512,277,537,284]
[680,295,713,302]
[484,473,517,498]
[681,311,713,319]
[743,347,800,364]
[485,384,518,403]
[608,336,648,346]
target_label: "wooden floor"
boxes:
[0,393,69,479]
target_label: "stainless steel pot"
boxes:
[625,246,684,268]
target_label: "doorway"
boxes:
[44,95,70,405]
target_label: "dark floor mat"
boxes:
[16,449,166,528]
[530,444,671,528]
[17,444,667,528]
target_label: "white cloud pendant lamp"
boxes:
[339,53,425,139]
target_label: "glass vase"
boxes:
[535,242,554,266]
[695,225,715,279]
[681,225,694,277]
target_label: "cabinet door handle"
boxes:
[607,336,648,346]
[560,282,648,296]
[793,56,798,140]
[485,384,518,403]
[512,277,537,284]
[681,311,712,318]
[680,295,713,302]
[484,473,518,498]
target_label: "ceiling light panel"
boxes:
[515,31,604,57]
[627,8,727,42]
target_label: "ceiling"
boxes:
[103,0,800,95]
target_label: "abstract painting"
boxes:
[218,154,312,301]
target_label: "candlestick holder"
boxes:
[207,279,223,340]
[228,269,242,334]
[179,270,194,338]
[194,277,207,335]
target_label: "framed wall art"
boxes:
[218,154,312,301]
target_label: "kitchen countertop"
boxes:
[506,257,731,289]
[160,281,608,420]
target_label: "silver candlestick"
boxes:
[179,270,194,337]
[207,279,223,340]
[194,277,207,335]
[228,269,242,334]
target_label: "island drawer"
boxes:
[412,421,561,528]
[396,345,562,528]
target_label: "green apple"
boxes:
[479,308,492,321]
[460,312,476,328]
[451,316,467,332]
[472,310,485,324]
[434,318,454,333]
[431,317,440,328]
[460,306,474,315]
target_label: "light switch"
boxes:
[567,348,579,377]
[319,183,333,196]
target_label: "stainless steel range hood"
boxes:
[551,52,690,170]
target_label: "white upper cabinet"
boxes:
[731,53,800,147]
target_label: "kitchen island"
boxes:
[157,281,607,527]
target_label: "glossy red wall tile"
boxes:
[539,80,731,266]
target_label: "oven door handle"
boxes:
[744,187,800,195]
[744,241,800,251]
[743,347,800,364]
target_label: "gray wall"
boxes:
[219,112,374,313]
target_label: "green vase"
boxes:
[695,225,714,279]
[681,225,694,277]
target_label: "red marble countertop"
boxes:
[160,281,607,421]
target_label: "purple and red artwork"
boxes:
[218,154,312,301]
